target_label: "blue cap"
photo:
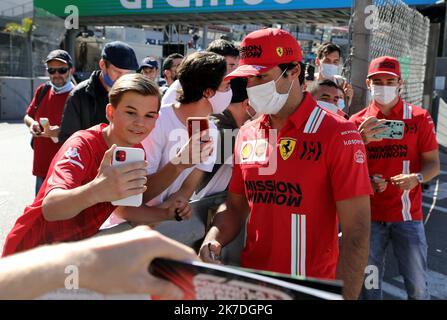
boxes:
[101,41,139,70]
[138,57,159,72]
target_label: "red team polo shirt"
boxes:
[26,84,71,177]
[229,93,372,279]
[350,98,438,222]
[2,124,126,257]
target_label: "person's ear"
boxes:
[99,59,106,71]
[164,69,171,79]
[106,103,114,122]
[315,57,321,67]
[366,78,372,90]
[288,63,301,80]
[203,88,215,99]
[242,99,250,110]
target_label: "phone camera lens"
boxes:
[116,150,126,162]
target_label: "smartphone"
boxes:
[111,147,145,207]
[39,117,49,128]
[187,117,210,142]
[305,63,315,81]
[373,120,405,140]
[39,117,59,143]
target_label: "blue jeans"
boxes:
[35,176,45,196]
[361,221,430,300]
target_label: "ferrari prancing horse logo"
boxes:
[279,138,296,160]
[276,47,284,57]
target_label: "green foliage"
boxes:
[3,18,33,34]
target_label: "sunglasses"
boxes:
[47,67,69,75]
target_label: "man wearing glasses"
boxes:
[24,50,75,194]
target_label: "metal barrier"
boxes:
[369,0,430,107]
[154,191,228,252]
[0,32,30,77]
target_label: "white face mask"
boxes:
[247,69,294,115]
[317,100,338,113]
[208,88,232,114]
[371,85,398,105]
[320,63,339,79]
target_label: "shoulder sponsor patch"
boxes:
[279,138,296,161]
[61,147,85,170]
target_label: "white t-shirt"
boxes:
[143,104,218,206]
[161,80,182,107]
[100,105,219,230]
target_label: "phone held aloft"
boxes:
[373,120,405,140]
[187,116,210,142]
[111,147,145,207]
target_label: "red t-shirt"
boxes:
[26,84,71,177]
[229,93,372,280]
[3,124,117,257]
[350,98,438,222]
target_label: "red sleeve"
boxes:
[26,84,44,118]
[228,132,245,195]
[327,121,373,201]
[228,161,245,195]
[45,136,92,195]
[418,110,438,153]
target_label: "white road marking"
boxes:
[387,270,447,299]
[422,202,447,214]
[422,182,447,201]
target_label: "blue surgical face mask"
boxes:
[50,80,75,94]
[102,71,115,87]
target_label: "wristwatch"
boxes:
[415,172,424,184]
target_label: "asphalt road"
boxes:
[0,121,446,299]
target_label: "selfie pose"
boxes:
[142,51,228,209]
[350,56,440,300]
[2,74,191,257]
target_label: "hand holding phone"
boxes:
[39,117,49,129]
[187,117,210,142]
[373,120,405,140]
[39,117,59,143]
[111,147,146,207]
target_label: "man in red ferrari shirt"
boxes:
[2,74,192,257]
[24,50,75,195]
[199,28,372,300]
[350,56,440,300]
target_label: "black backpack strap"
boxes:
[33,82,52,112]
